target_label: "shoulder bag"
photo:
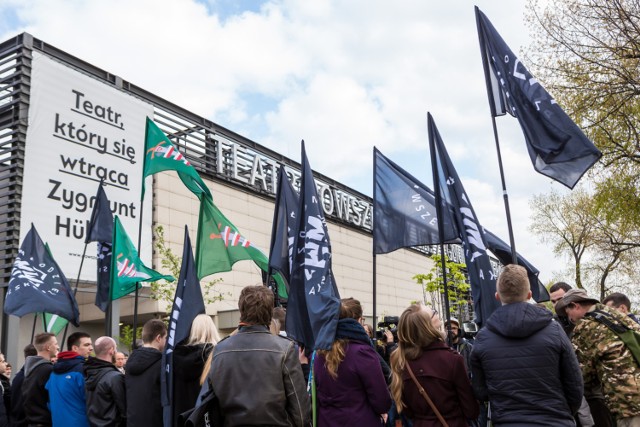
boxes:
[405,363,449,427]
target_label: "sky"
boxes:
[0,0,576,287]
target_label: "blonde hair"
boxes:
[497,264,530,304]
[390,304,444,412]
[186,314,220,346]
[317,298,362,380]
[269,318,281,335]
[200,351,213,386]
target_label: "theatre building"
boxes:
[0,33,438,365]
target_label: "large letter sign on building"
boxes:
[20,52,154,281]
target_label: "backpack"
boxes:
[586,310,640,367]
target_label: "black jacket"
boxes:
[470,302,583,426]
[125,347,162,427]
[171,343,213,426]
[21,356,53,426]
[209,325,311,426]
[84,357,126,427]
[0,375,10,427]
[9,366,26,427]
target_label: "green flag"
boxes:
[195,198,287,297]
[42,313,68,335]
[110,216,174,300]
[142,117,212,201]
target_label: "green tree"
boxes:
[529,187,640,298]
[412,254,471,320]
[117,325,143,353]
[526,0,640,233]
[529,188,596,289]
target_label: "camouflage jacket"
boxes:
[572,303,640,418]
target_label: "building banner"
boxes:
[21,52,154,281]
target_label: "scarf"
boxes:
[334,318,372,346]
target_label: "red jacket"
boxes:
[401,341,479,427]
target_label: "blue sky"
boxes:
[0,0,576,286]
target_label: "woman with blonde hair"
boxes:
[314,298,392,426]
[390,304,478,427]
[172,314,220,425]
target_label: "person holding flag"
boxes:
[162,226,218,427]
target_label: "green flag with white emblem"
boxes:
[110,216,174,300]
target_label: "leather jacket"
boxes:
[208,325,311,426]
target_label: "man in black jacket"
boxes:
[22,333,58,427]
[84,336,126,427]
[9,344,37,427]
[208,286,310,426]
[125,320,167,427]
[470,264,583,426]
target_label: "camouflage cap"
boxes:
[555,288,599,317]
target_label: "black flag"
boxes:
[476,6,601,189]
[85,184,114,312]
[268,165,299,298]
[5,225,80,326]
[288,141,341,350]
[484,228,550,302]
[428,114,500,326]
[373,148,459,254]
[161,226,206,427]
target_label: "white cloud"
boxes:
[0,0,576,285]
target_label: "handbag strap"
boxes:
[405,363,449,427]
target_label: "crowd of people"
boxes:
[0,271,639,427]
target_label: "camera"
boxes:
[375,316,399,342]
[462,321,478,339]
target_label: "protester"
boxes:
[208,285,310,426]
[470,264,583,426]
[272,307,287,336]
[10,343,37,427]
[314,297,391,426]
[603,292,640,324]
[114,352,126,374]
[549,281,575,336]
[171,314,219,426]
[445,317,472,375]
[46,331,92,427]
[389,304,477,427]
[0,353,10,425]
[23,333,58,427]
[126,319,167,427]
[84,336,126,427]
[556,289,640,426]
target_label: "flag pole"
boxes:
[31,313,38,342]
[132,197,145,349]
[371,148,378,327]
[428,116,453,345]
[61,241,88,346]
[476,7,517,263]
[488,117,517,264]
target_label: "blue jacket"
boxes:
[470,302,583,427]
[45,352,89,427]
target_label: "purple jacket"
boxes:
[402,341,479,427]
[314,341,391,427]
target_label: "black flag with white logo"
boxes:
[5,224,80,326]
[288,141,341,350]
[162,226,206,427]
[429,114,500,326]
[484,228,550,302]
[373,147,459,254]
[85,183,114,312]
[268,165,300,298]
[476,6,601,189]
